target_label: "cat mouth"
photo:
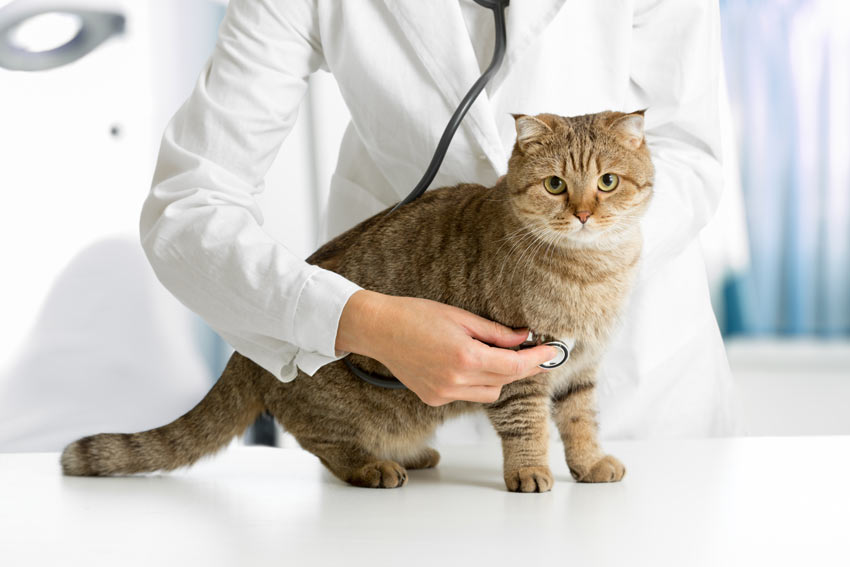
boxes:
[551,221,596,235]
[548,222,605,244]
[572,225,599,238]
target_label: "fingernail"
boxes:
[544,347,561,366]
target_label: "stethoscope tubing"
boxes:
[389,0,508,213]
[345,0,513,390]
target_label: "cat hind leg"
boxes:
[299,439,409,488]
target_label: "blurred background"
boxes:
[0,0,848,452]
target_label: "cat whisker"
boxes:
[545,231,565,263]
[495,224,550,284]
[494,231,537,282]
[483,195,516,203]
[494,225,537,258]
[509,231,552,283]
[493,224,535,245]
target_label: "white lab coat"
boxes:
[141,0,741,438]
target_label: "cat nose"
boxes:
[575,211,592,224]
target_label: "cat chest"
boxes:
[518,267,632,343]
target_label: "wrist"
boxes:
[335,289,387,358]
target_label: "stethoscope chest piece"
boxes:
[518,331,572,369]
[538,340,570,369]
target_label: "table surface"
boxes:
[2,437,848,567]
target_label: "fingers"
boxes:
[382,300,562,405]
[433,342,559,390]
[418,385,503,406]
[460,314,530,349]
[454,385,504,404]
[478,344,561,379]
[403,342,559,406]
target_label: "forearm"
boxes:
[334,289,389,358]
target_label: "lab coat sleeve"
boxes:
[627,0,725,271]
[140,0,363,382]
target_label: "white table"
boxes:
[2,437,848,566]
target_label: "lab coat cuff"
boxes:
[294,349,346,377]
[292,267,364,363]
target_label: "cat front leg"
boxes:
[485,382,553,493]
[551,371,626,483]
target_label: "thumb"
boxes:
[515,344,562,374]
[463,316,530,348]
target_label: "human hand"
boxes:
[335,290,560,406]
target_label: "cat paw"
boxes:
[569,455,626,483]
[504,465,554,493]
[349,460,409,489]
[402,447,441,470]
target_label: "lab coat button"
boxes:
[478,154,487,161]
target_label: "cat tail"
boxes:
[61,353,265,476]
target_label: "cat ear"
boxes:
[609,110,646,150]
[512,113,553,151]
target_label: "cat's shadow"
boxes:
[414,469,578,491]
[409,465,506,491]
[319,464,535,492]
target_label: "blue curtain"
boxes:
[720,0,850,336]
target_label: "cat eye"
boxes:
[597,173,620,192]
[544,176,567,195]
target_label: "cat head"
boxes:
[504,110,654,249]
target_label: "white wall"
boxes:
[0,0,151,364]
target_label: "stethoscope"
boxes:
[344,0,572,390]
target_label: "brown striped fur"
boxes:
[61,111,653,491]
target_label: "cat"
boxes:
[61,110,654,492]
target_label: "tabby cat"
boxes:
[61,110,654,492]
